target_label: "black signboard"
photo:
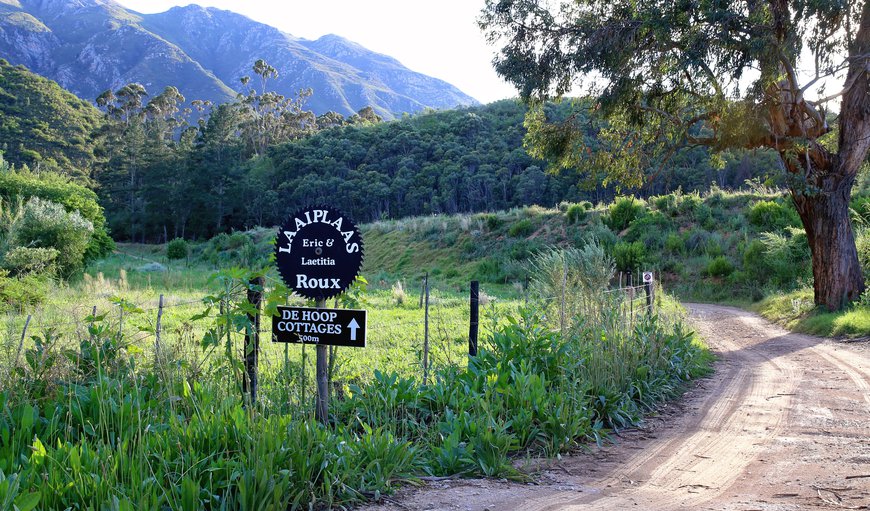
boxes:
[272,306,367,347]
[275,206,364,301]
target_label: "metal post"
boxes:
[468,281,479,359]
[155,294,164,365]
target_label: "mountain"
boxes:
[0,57,104,175]
[0,0,478,119]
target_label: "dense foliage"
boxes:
[480,0,870,309]
[0,261,709,509]
[0,162,113,261]
[94,93,780,242]
[0,60,104,177]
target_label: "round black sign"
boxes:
[275,206,364,301]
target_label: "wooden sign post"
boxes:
[274,206,365,424]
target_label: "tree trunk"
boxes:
[792,174,865,311]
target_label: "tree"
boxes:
[481,0,870,310]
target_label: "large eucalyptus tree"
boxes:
[481,0,870,309]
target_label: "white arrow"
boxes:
[347,318,360,341]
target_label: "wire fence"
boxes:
[0,271,667,409]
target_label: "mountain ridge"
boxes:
[0,0,477,118]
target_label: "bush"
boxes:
[677,193,703,216]
[479,213,502,231]
[0,270,47,311]
[758,227,812,287]
[856,229,869,281]
[565,203,587,224]
[665,233,685,255]
[747,200,801,231]
[625,211,671,243]
[10,197,93,277]
[606,197,645,231]
[706,256,734,277]
[166,238,189,260]
[684,229,710,255]
[612,241,645,272]
[652,193,678,215]
[0,169,113,260]
[851,196,870,226]
[508,219,535,237]
[2,246,58,275]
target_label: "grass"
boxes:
[0,242,712,509]
[756,288,870,338]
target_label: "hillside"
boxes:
[354,188,869,334]
[0,58,104,176]
[0,0,477,119]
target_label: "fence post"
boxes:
[419,272,427,309]
[645,277,653,315]
[155,294,164,365]
[243,276,264,406]
[468,281,479,360]
[423,274,430,385]
[315,299,329,423]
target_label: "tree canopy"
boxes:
[481,0,870,309]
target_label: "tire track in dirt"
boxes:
[362,304,870,511]
[516,304,801,510]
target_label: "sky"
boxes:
[115,0,519,105]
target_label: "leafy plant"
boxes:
[166,238,189,260]
[612,241,645,272]
[508,219,534,237]
[606,197,645,231]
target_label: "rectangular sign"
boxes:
[272,306,366,347]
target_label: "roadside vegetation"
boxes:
[0,239,709,509]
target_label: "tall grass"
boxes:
[0,254,710,509]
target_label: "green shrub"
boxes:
[0,270,47,311]
[565,203,587,224]
[856,229,869,281]
[706,256,734,277]
[677,193,703,216]
[2,246,58,275]
[10,197,93,277]
[166,238,189,260]
[684,229,710,255]
[694,204,713,224]
[508,219,535,237]
[612,241,645,272]
[480,213,502,231]
[625,211,671,243]
[747,200,801,231]
[606,197,645,231]
[0,169,113,260]
[665,233,685,255]
[851,196,870,226]
[652,194,678,215]
[758,227,812,287]
[705,235,724,257]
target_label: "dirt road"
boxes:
[363,304,870,511]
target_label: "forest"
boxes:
[1,59,782,243]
